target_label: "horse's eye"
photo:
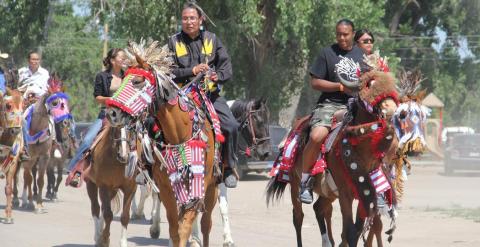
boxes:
[5,103,12,111]
[51,100,59,107]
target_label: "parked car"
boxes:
[237,125,288,180]
[74,121,93,141]
[444,133,480,175]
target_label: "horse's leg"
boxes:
[132,184,148,220]
[35,156,49,213]
[150,192,161,239]
[86,179,102,245]
[98,187,114,247]
[4,163,18,223]
[218,183,234,246]
[158,185,180,246]
[313,197,334,247]
[373,214,383,247]
[119,183,136,247]
[179,209,198,247]
[54,161,63,200]
[200,183,219,247]
[325,197,335,247]
[12,164,20,208]
[290,170,304,247]
[32,162,38,200]
[46,163,55,200]
[22,162,34,210]
[338,195,357,247]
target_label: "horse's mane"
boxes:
[230,99,251,120]
[124,38,177,102]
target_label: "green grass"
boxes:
[425,205,480,223]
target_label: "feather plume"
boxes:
[397,68,425,98]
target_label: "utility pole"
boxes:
[102,22,109,70]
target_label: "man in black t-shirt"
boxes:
[300,19,365,204]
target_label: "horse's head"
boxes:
[235,97,271,160]
[105,39,175,128]
[45,74,74,142]
[337,54,399,120]
[393,69,428,156]
[0,88,23,136]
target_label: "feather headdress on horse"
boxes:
[106,39,177,116]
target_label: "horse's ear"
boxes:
[254,98,262,110]
[5,87,12,96]
[416,89,428,101]
[261,96,267,105]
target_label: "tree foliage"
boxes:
[0,0,479,128]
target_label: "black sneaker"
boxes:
[299,181,313,204]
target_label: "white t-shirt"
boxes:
[18,66,49,98]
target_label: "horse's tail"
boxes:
[265,176,288,207]
[111,190,123,216]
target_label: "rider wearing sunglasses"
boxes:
[354,29,375,55]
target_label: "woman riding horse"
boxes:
[66,48,126,187]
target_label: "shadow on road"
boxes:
[439,171,480,177]
[240,173,270,181]
[128,236,169,246]
[52,244,91,247]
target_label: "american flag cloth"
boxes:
[197,88,224,143]
[107,73,156,117]
[188,140,206,199]
[369,167,391,194]
[164,148,190,204]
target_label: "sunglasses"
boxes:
[360,39,374,44]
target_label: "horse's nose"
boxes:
[63,119,70,127]
[61,103,65,110]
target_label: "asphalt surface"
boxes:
[1,164,480,247]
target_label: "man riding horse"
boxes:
[17,51,51,161]
[167,2,239,188]
[300,19,365,204]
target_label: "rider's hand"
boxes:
[192,64,209,75]
[210,71,218,82]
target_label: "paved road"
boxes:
[1,165,480,247]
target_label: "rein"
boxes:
[237,101,270,157]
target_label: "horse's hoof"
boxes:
[189,236,202,247]
[120,238,128,247]
[53,192,58,200]
[46,192,53,201]
[131,213,146,221]
[32,194,39,201]
[34,207,47,214]
[2,218,14,224]
[223,243,235,247]
[149,226,160,239]
[25,202,35,211]
[12,199,20,208]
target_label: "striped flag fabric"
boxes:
[108,74,156,116]
[369,167,391,194]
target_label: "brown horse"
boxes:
[0,88,24,224]
[19,92,54,213]
[105,40,220,247]
[364,69,428,246]
[267,56,399,247]
[83,119,137,247]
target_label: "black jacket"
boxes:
[168,31,232,86]
[93,69,124,118]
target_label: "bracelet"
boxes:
[339,84,344,92]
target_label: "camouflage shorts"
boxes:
[309,101,347,128]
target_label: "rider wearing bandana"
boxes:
[168,2,239,188]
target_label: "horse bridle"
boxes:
[238,101,270,157]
